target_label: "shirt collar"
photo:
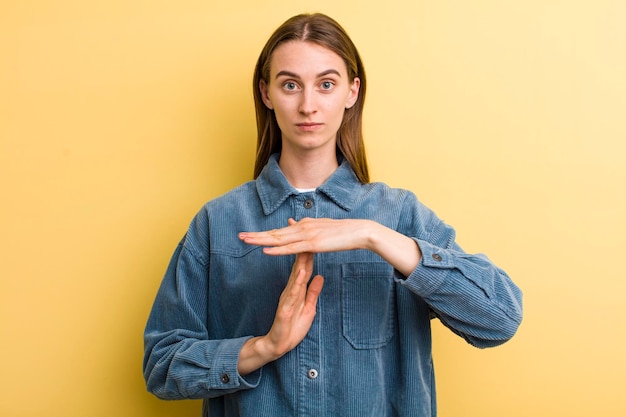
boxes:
[256,154,361,215]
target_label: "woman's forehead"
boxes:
[269,41,347,78]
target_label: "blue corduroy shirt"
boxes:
[143,154,523,416]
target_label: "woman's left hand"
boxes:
[238,218,372,256]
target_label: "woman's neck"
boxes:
[278,150,339,189]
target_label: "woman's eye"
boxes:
[283,82,298,91]
[321,81,334,90]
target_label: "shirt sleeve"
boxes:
[396,192,523,348]
[143,211,261,400]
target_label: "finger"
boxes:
[291,252,313,274]
[239,230,290,246]
[284,253,313,296]
[304,275,324,312]
[263,241,313,256]
[239,218,305,245]
[279,267,309,312]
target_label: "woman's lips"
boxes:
[296,122,323,131]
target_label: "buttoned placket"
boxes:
[291,192,324,415]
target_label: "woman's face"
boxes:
[260,41,360,157]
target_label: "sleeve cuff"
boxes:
[399,238,455,296]
[208,336,262,391]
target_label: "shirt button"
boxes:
[307,368,319,379]
[432,254,442,262]
[220,373,230,384]
[303,199,313,209]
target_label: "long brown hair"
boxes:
[252,13,369,183]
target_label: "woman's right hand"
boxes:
[237,252,324,376]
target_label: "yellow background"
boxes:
[1,1,625,416]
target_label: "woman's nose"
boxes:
[298,89,317,115]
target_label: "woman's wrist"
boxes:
[363,220,421,277]
[238,336,279,376]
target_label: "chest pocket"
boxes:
[341,262,396,349]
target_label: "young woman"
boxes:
[143,13,523,417]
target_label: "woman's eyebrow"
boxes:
[275,69,342,79]
[318,69,341,78]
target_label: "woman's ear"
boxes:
[345,77,361,109]
[259,79,273,110]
